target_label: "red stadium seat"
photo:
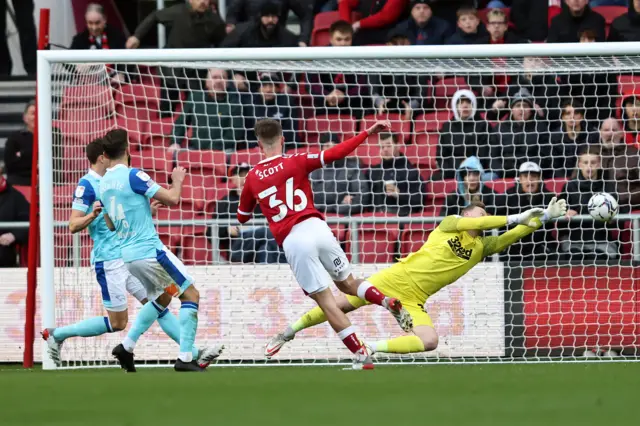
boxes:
[114,115,145,150]
[593,6,626,25]
[617,74,640,95]
[408,134,438,169]
[433,77,469,109]
[54,118,115,146]
[182,235,212,265]
[429,179,457,201]
[13,185,31,203]
[156,209,199,252]
[485,178,516,194]
[203,179,231,215]
[361,113,411,142]
[180,185,207,213]
[61,85,113,109]
[115,84,160,108]
[130,147,173,174]
[544,178,568,195]
[142,116,175,148]
[228,147,263,168]
[310,11,361,46]
[345,213,400,263]
[354,143,382,166]
[305,114,357,145]
[414,111,452,133]
[54,184,77,207]
[176,149,228,178]
[400,223,437,257]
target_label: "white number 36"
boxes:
[258,177,307,222]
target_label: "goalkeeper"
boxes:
[265,198,567,357]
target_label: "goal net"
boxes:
[31,44,640,369]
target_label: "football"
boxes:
[588,192,619,222]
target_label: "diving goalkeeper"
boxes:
[265,198,567,357]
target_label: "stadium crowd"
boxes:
[3,0,640,267]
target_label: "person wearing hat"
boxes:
[391,0,452,45]
[222,1,299,48]
[499,161,557,260]
[212,163,284,264]
[244,72,298,150]
[225,0,314,47]
[310,133,370,215]
[442,155,499,217]
[489,87,551,179]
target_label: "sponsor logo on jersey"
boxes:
[447,236,472,260]
[73,197,85,205]
[75,186,85,198]
[136,171,151,182]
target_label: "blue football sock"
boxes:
[157,308,198,358]
[53,317,112,342]
[122,301,163,353]
[178,301,199,362]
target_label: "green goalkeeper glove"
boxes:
[541,197,567,223]
[507,208,545,228]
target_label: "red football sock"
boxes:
[337,326,362,354]
[357,282,386,306]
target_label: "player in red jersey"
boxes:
[237,119,412,370]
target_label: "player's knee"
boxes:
[420,334,438,351]
[180,285,200,304]
[109,315,128,332]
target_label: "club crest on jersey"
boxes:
[447,236,472,260]
[75,186,85,198]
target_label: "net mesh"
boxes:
[35,54,640,366]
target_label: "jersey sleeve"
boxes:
[237,174,256,222]
[71,179,96,213]
[438,215,508,233]
[480,219,541,258]
[302,152,325,173]
[129,168,160,198]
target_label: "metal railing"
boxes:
[5,214,640,266]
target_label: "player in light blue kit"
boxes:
[100,129,209,372]
[41,138,222,370]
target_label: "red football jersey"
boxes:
[237,153,326,245]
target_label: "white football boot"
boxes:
[265,333,293,358]
[41,328,63,367]
[197,344,225,368]
[384,297,413,332]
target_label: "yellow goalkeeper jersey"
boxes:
[398,215,539,301]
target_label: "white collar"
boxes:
[258,155,282,165]
[88,169,102,179]
[106,163,128,172]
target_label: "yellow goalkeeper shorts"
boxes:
[346,264,434,329]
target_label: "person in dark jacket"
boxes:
[214,164,284,263]
[391,0,452,45]
[170,68,244,151]
[510,0,553,42]
[488,88,551,179]
[559,145,618,260]
[547,0,606,43]
[3,101,34,186]
[339,0,410,45]
[609,0,640,42]
[225,0,313,46]
[244,72,298,150]
[446,6,489,45]
[548,99,595,178]
[437,89,492,180]
[222,1,299,48]
[310,133,371,215]
[0,0,36,76]
[621,90,640,146]
[498,161,557,261]
[370,133,425,216]
[0,168,30,267]
[442,156,500,217]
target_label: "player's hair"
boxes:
[388,33,410,45]
[462,201,486,214]
[254,118,283,146]
[578,28,597,41]
[561,98,585,117]
[486,8,506,21]
[24,99,35,115]
[85,138,104,165]
[379,132,399,144]
[330,20,353,36]
[578,144,602,157]
[102,129,129,159]
[457,6,477,19]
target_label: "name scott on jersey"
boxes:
[256,162,284,180]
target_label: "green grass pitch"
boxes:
[2,363,639,426]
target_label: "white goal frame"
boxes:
[36,42,640,370]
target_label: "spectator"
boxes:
[511,0,560,42]
[620,91,640,146]
[244,72,298,150]
[445,6,488,45]
[170,68,244,152]
[214,163,284,263]
[3,101,34,186]
[547,0,606,43]
[126,0,226,116]
[391,0,452,45]
[0,165,30,267]
[559,145,618,260]
[310,133,371,215]
[307,21,371,117]
[370,132,425,216]
[0,0,37,76]
[226,0,313,46]
[442,156,500,217]
[548,99,594,178]
[339,0,410,45]
[485,8,523,44]
[488,88,550,179]
[499,161,557,260]
[222,1,299,48]
[369,32,431,119]
[437,89,492,180]
[595,118,640,211]
[609,0,640,42]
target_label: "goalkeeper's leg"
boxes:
[367,307,439,355]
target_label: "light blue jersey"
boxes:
[71,169,121,264]
[99,164,162,263]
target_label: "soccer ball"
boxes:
[588,193,619,222]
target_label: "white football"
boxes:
[588,192,619,222]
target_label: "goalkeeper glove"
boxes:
[541,197,568,223]
[507,208,545,228]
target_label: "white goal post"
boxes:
[34,42,640,369]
